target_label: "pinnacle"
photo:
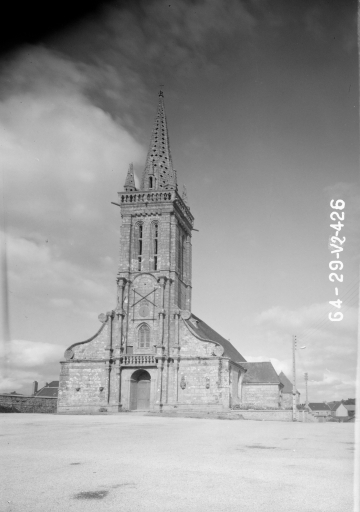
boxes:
[182,184,189,207]
[124,163,136,191]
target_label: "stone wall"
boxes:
[58,361,110,413]
[175,358,223,407]
[282,392,293,407]
[0,394,57,413]
[282,392,300,407]
[58,316,114,414]
[230,364,241,406]
[242,383,281,408]
[179,319,216,357]
[238,409,293,421]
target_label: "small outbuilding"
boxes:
[328,401,348,418]
[240,362,283,409]
[308,402,331,417]
[34,381,59,398]
[278,371,300,407]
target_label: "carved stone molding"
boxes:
[180,309,191,320]
[212,345,225,357]
[180,375,186,389]
[64,349,74,360]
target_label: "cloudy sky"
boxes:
[0,0,358,401]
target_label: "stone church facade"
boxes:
[58,92,280,414]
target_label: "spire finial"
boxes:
[124,163,136,192]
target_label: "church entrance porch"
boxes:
[129,370,151,410]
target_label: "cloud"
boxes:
[6,339,64,368]
[0,46,147,393]
[0,45,146,304]
[246,301,358,402]
[5,233,112,313]
[0,339,64,393]
[54,0,257,99]
[1,48,145,262]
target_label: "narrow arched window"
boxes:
[138,324,150,349]
[134,223,143,271]
[177,226,181,277]
[149,176,153,189]
[150,221,159,271]
[181,234,186,278]
[177,227,185,279]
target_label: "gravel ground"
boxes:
[0,413,355,512]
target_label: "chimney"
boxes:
[32,381,38,395]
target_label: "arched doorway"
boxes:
[130,370,151,410]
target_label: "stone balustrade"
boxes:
[122,355,156,366]
[119,191,174,204]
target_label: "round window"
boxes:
[139,302,150,317]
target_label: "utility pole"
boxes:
[292,335,298,421]
[304,372,309,408]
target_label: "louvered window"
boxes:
[150,222,159,271]
[177,227,186,280]
[134,223,143,271]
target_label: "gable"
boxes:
[328,401,342,411]
[278,371,299,394]
[241,362,281,384]
[185,314,246,362]
[35,381,59,398]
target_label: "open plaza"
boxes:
[1,413,355,512]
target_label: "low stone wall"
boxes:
[238,410,293,421]
[241,384,281,409]
[0,394,58,414]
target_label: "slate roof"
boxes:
[241,362,282,384]
[328,401,343,411]
[185,314,246,363]
[344,404,355,412]
[35,381,59,398]
[308,402,331,411]
[278,371,299,394]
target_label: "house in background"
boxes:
[343,399,355,418]
[278,371,300,407]
[328,401,348,419]
[308,402,331,418]
[33,381,59,398]
[240,362,283,409]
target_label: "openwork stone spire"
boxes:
[124,163,136,192]
[141,91,177,191]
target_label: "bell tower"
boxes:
[58,91,248,415]
[115,91,194,359]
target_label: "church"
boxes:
[57,92,284,414]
